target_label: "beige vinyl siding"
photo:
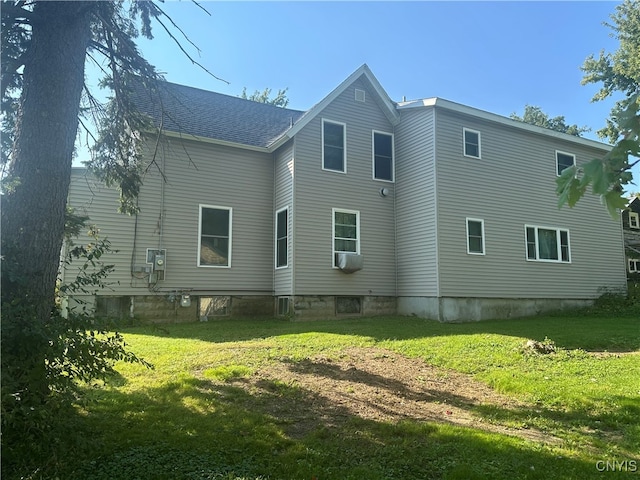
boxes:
[67,138,275,296]
[434,108,626,298]
[144,138,274,294]
[274,141,294,295]
[395,107,439,296]
[293,78,396,296]
[64,169,139,296]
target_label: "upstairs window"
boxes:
[333,208,359,267]
[466,218,485,255]
[373,131,394,182]
[556,151,575,176]
[629,212,639,229]
[275,207,288,268]
[525,225,570,263]
[198,206,232,267]
[463,128,481,158]
[323,119,346,172]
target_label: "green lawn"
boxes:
[14,313,640,479]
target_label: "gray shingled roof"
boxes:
[130,80,306,148]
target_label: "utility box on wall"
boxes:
[146,248,167,281]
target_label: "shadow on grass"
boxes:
[127,313,640,353]
[38,373,631,480]
[474,395,640,459]
[285,356,490,413]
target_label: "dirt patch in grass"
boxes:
[226,347,560,445]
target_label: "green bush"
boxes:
[1,226,151,478]
[590,283,640,315]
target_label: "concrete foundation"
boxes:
[81,293,592,323]
[399,296,594,322]
[92,294,274,323]
[292,295,397,320]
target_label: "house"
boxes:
[63,65,627,322]
[623,197,640,279]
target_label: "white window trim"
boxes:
[524,224,571,263]
[556,150,576,177]
[332,208,360,268]
[372,130,395,183]
[466,218,485,255]
[463,127,481,159]
[629,259,640,273]
[322,118,347,174]
[275,206,289,269]
[197,204,232,268]
[629,212,640,229]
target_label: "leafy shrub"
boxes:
[1,224,152,478]
[591,284,640,315]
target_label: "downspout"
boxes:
[433,108,442,320]
[393,127,399,302]
[272,148,276,299]
[291,141,296,302]
[158,149,166,250]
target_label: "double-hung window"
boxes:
[556,151,575,176]
[373,131,394,182]
[198,205,232,267]
[525,225,570,263]
[275,207,288,269]
[628,259,640,273]
[333,208,359,267]
[466,218,485,255]
[463,128,481,158]
[322,119,346,172]
[629,212,640,229]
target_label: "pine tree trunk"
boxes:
[1,2,95,398]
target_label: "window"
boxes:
[629,259,640,273]
[556,151,575,176]
[277,297,291,315]
[373,131,394,182]
[333,208,359,267]
[198,205,231,267]
[525,225,570,263]
[322,119,346,172]
[466,218,485,255]
[199,296,230,320]
[336,296,362,315]
[463,128,481,158]
[275,207,288,268]
[629,212,640,229]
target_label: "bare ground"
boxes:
[221,347,562,445]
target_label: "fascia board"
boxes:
[398,97,612,152]
[145,129,271,153]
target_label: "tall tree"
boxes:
[240,86,290,107]
[510,105,589,137]
[556,0,640,215]
[0,0,212,419]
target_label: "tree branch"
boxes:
[150,14,228,84]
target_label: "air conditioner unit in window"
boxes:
[336,253,363,273]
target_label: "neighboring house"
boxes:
[623,197,640,279]
[63,65,627,322]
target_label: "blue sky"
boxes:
[85,1,638,189]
